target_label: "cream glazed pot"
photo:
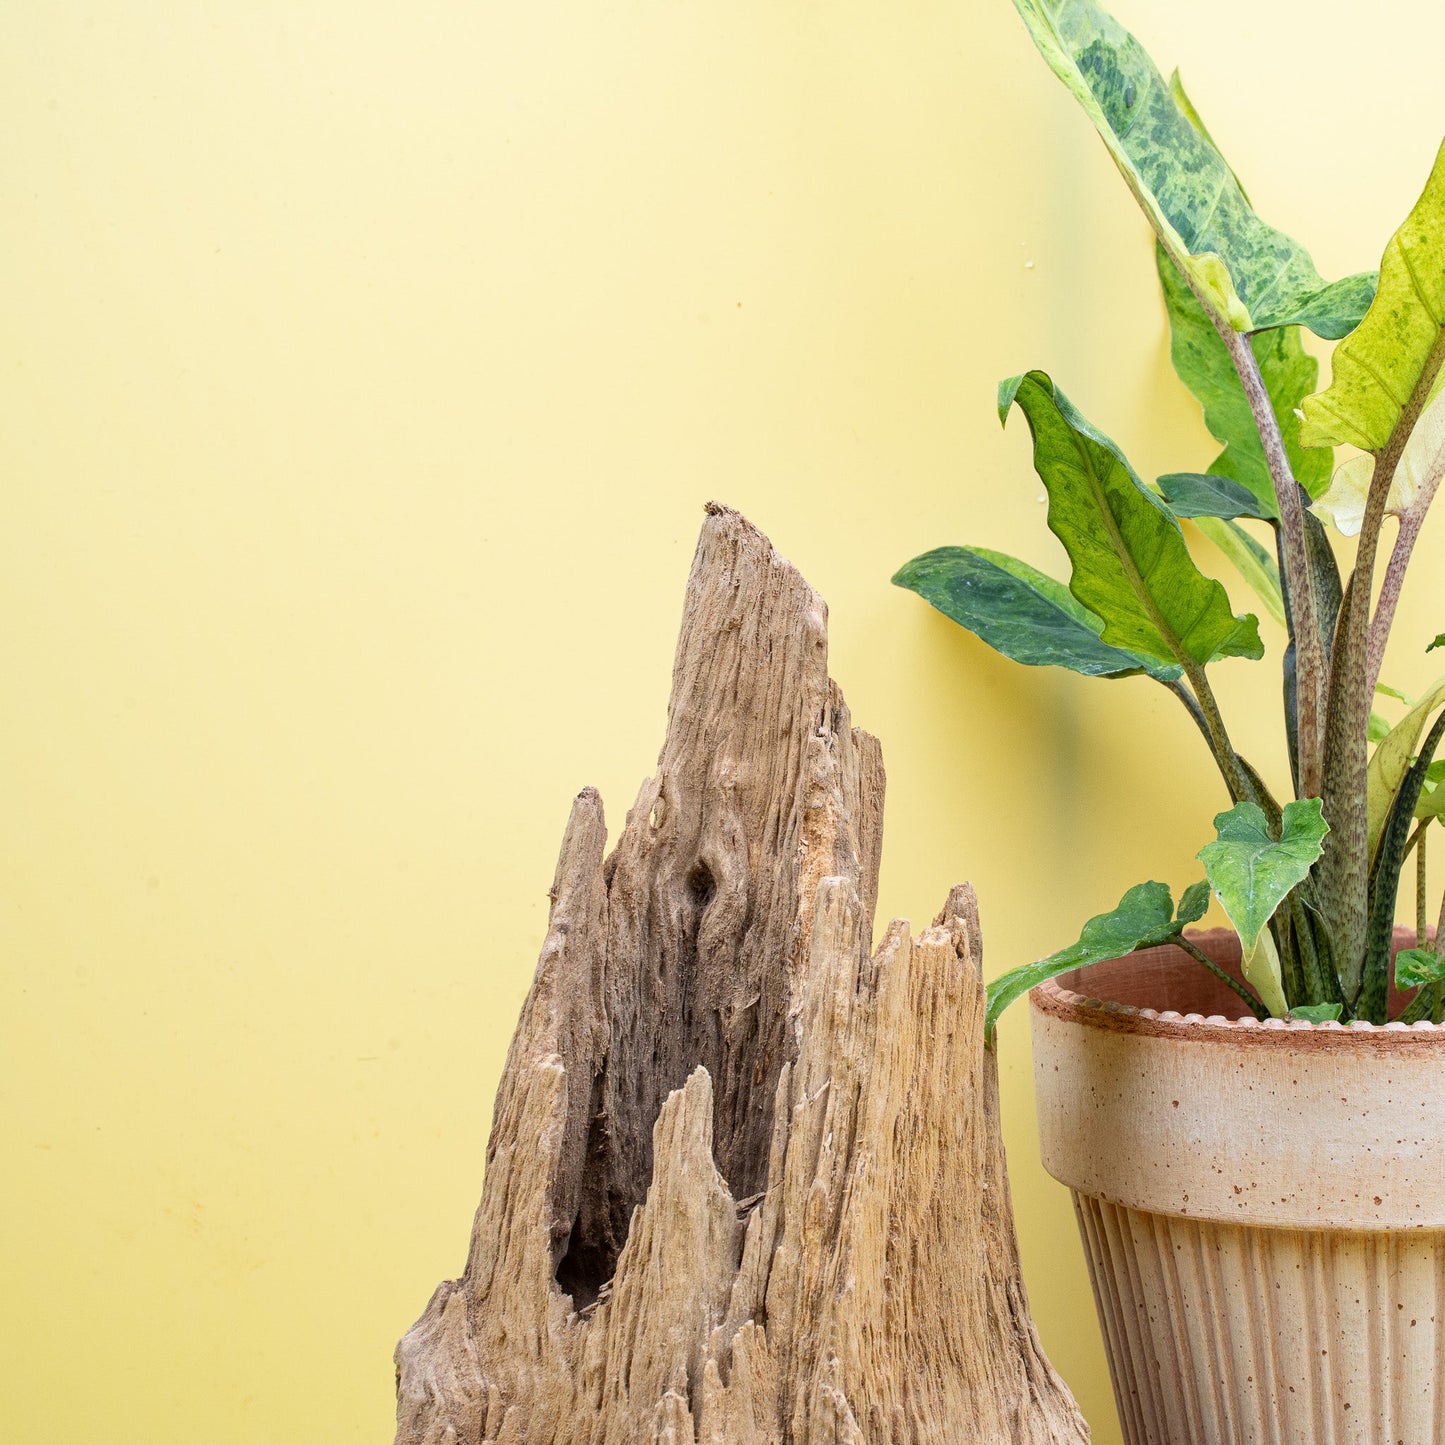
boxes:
[1030,928,1445,1445]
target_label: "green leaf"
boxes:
[1191,516,1285,628]
[1418,761,1445,822]
[1430,635,1445,653]
[1301,142,1445,452]
[1396,947,1445,991]
[1000,371,1263,667]
[984,880,1186,1041]
[1198,799,1330,1016]
[1288,1003,1343,1023]
[1376,683,1416,705]
[1369,712,1394,745]
[1199,799,1330,951]
[1176,878,1212,925]
[1012,0,1376,337]
[1157,472,1275,521]
[1367,676,1445,863]
[1157,245,1333,512]
[1167,69,1245,197]
[891,545,1182,681]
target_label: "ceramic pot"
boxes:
[1031,927,1445,1445]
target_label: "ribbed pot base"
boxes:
[1074,1193,1445,1445]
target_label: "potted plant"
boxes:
[894,0,1445,1438]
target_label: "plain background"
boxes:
[5,2,1444,1439]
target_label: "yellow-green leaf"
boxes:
[1417,780,1445,823]
[1190,516,1286,628]
[1238,930,1288,1019]
[1367,676,1445,862]
[1301,141,1445,452]
[999,371,1263,667]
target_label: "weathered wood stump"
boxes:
[395,503,1088,1444]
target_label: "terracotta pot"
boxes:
[1031,927,1445,1445]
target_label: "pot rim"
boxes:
[1031,930,1445,1228]
[1031,926,1445,1054]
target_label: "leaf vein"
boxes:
[1353,348,1411,421]
[1397,236,1444,330]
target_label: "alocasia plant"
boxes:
[896,0,1445,1039]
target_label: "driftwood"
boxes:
[395,504,1088,1444]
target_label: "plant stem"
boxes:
[1399,984,1437,1024]
[1274,903,1305,1004]
[1367,514,1418,699]
[1341,342,1445,662]
[1319,335,1445,997]
[1171,670,1295,1000]
[1166,676,1250,804]
[1419,822,1431,947]
[1288,889,1340,1007]
[1216,323,1326,800]
[1179,661,1252,805]
[1174,935,1270,1020]
[1367,433,1445,693]
[1237,754,1284,832]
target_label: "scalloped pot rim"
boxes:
[1029,924,1443,1053]
[1029,929,1445,1232]
[1032,978,1445,1051]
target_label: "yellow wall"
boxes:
[5,3,1443,1440]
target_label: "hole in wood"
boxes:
[684,860,715,909]
[554,1205,611,1313]
[551,853,733,1307]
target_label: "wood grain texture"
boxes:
[394,503,1087,1444]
